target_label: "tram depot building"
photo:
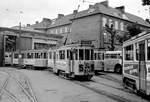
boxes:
[0,1,150,66]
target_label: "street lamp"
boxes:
[18,11,24,68]
[18,22,22,67]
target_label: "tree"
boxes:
[142,0,150,19]
[105,24,116,51]
[117,23,142,44]
[126,23,142,37]
[142,0,150,6]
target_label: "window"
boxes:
[65,27,68,33]
[14,53,18,58]
[102,17,107,27]
[124,45,134,60]
[44,52,47,59]
[115,21,118,30]
[120,22,124,31]
[49,52,52,59]
[135,43,139,60]
[85,49,90,60]
[74,49,78,60]
[35,53,40,59]
[27,53,33,59]
[147,39,150,60]
[103,32,107,43]
[91,49,94,60]
[105,54,110,59]
[109,19,113,27]
[55,29,58,34]
[59,50,65,59]
[60,28,62,34]
[98,53,104,60]
[79,49,84,60]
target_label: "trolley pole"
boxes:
[18,22,22,67]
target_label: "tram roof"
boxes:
[123,31,150,46]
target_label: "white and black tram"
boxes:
[47,41,95,80]
[11,40,95,80]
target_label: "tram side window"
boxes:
[27,53,33,59]
[41,53,43,59]
[105,54,110,59]
[35,53,40,59]
[98,53,104,60]
[22,53,24,58]
[35,53,37,59]
[59,50,65,59]
[124,45,134,60]
[147,39,150,60]
[111,54,117,59]
[44,52,47,59]
[135,43,139,60]
[79,49,84,60]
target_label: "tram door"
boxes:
[68,50,74,74]
[53,51,57,73]
[139,41,147,93]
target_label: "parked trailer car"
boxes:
[12,49,48,69]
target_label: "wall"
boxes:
[68,15,101,48]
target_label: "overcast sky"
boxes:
[0,0,149,27]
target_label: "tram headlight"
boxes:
[79,64,84,72]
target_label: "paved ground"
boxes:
[0,67,150,102]
[19,69,116,102]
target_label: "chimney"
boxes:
[58,14,64,19]
[146,19,150,24]
[26,24,30,27]
[115,6,125,13]
[43,18,51,22]
[35,21,39,24]
[100,0,108,7]
[89,5,94,9]
[73,10,78,15]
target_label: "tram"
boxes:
[12,49,48,69]
[47,40,95,80]
[123,32,150,95]
[11,40,95,80]
[5,52,12,65]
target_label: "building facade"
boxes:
[0,27,62,66]
[27,1,150,50]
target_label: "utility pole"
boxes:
[18,22,22,67]
[3,35,6,67]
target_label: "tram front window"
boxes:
[79,49,84,60]
[124,45,134,60]
[85,49,90,60]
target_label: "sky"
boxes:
[0,0,149,27]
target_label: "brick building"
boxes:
[28,1,150,50]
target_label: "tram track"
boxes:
[72,80,134,102]
[0,69,38,102]
[96,72,122,84]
